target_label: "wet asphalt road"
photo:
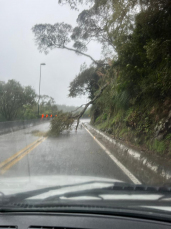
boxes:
[0,120,131,183]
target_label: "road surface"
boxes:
[0,120,135,183]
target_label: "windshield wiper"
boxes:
[1,181,171,204]
[0,180,118,204]
[43,184,171,201]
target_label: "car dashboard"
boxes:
[0,212,171,229]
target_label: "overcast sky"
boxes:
[0,0,101,106]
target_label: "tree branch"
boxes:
[72,82,108,130]
[63,45,107,66]
[70,103,87,113]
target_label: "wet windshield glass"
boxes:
[0,0,171,215]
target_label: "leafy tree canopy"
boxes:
[0,80,36,121]
[69,65,100,100]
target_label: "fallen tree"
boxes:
[72,82,108,130]
[49,82,108,136]
[49,111,74,136]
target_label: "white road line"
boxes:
[83,125,141,185]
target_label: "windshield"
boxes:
[0,0,171,218]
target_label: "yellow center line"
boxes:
[0,137,47,175]
[0,137,43,169]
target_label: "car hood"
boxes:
[1,175,171,215]
[0,175,121,196]
[0,175,166,203]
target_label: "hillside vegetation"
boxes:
[90,1,171,155]
[67,0,171,156]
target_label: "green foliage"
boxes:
[89,1,171,156]
[39,95,58,115]
[49,111,74,136]
[119,127,129,137]
[102,113,107,121]
[0,80,36,121]
[152,140,166,154]
[69,66,99,99]
[22,105,37,120]
[165,134,171,140]
[32,23,73,54]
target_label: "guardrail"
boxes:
[0,118,51,135]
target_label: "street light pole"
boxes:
[38,63,46,117]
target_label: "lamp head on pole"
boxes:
[41,63,46,66]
